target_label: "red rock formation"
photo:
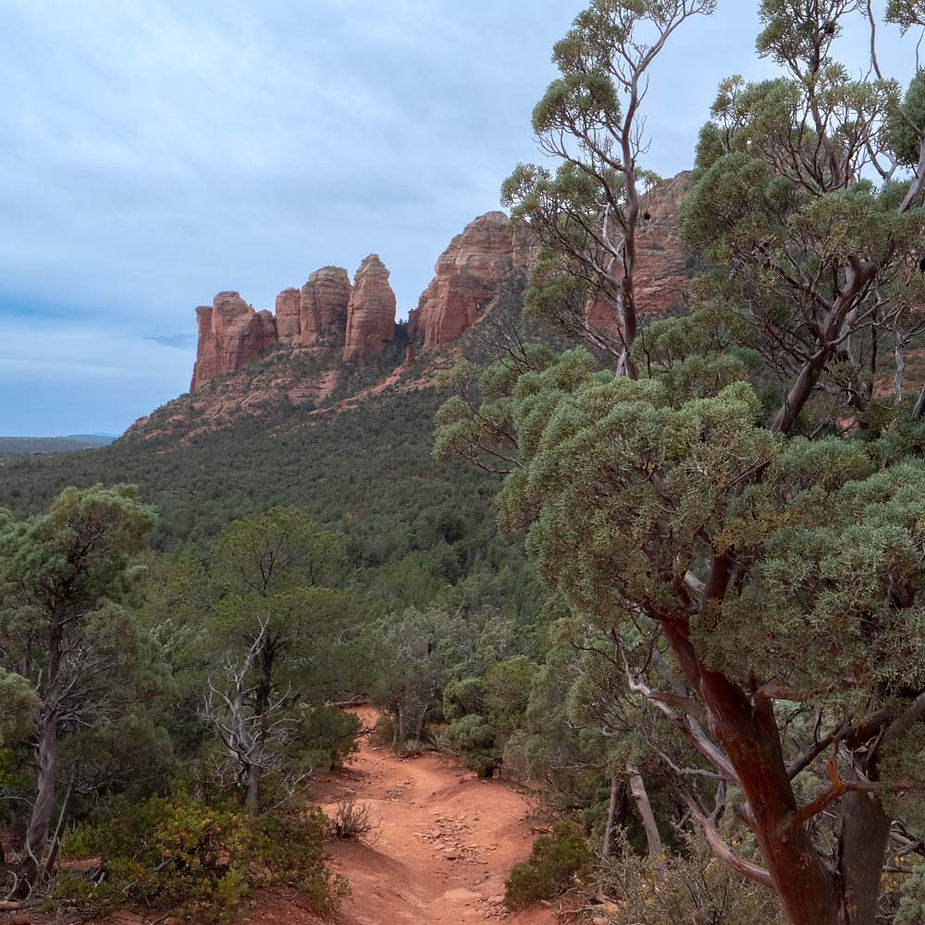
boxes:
[186,172,689,394]
[301,267,352,344]
[190,292,278,391]
[635,171,691,315]
[275,288,302,344]
[343,255,396,363]
[408,211,514,349]
[586,172,692,333]
[512,220,539,273]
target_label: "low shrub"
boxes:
[328,798,377,841]
[595,832,783,924]
[504,820,592,910]
[370,714,397,748]
[56,795,347,922]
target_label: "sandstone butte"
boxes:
[190,292,279,392]
[301,266,352,345]
[343,254,397,363]
[274,288,302,345]
[408,211,514,349]
[188,172,691,391]
[586,171,692,333]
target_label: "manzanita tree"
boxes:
[438,1,925,922]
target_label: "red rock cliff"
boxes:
[191,292,279,391]
[408,211,514,349]
[587,172,692,333]
[343,255,397,363]
[301,266,352,345]
[187,171,690,392]
[275,288,302,344]
[635,171,691,315]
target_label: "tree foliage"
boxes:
[439,2,925,922]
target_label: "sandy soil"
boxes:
[299,707,555,925]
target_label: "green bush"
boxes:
[56,795,347,922]
[596,832,783,924]
[445,713,496,776]
[504,820,592,910]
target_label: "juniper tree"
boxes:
[438,2,925,922]
[0,485,156,896]
[501,0,715,375]
[200,509,356,814]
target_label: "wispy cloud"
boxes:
[145,334,197,350]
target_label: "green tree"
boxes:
[501,0,715,375]
[0,485,156,895]
[368,606,477,749]
[200,509,358,814]
[438,3,925,922]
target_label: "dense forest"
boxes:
[4,2,925,924]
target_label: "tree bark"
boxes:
[602,772,622,857]
[17,611,64,896]
[41,772,74,881]
[245,762,260,816]
[627,767,663,858]
[18,706,58,895]
[661,620,842,925]
[835,787,891,925]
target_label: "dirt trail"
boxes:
[303,707,555,925]
[69,707,553,925]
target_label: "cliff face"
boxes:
[191,292,279,391]
[634,171,692,316]
[301,267,352,345]
[187,173,691,393]
[343,255,397,363]
[587,172,692,334]
[275,288,302,344]
[408,211,514,349]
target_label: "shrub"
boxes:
[370,714,397,748]
[504,820,592,910]
[595,832,783,924]
[328,798,377,841]
[56,795,347,922]
[445,713,497,777]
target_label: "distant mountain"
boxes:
[0,177,691,548]
[0,434,115,456]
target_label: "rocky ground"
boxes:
[296,706,556,925]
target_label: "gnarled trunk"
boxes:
[627,767,663,858]
[662,621,842,925]
[17,708,58,896]
[245,762,260,816]
[17,611,64,897]
[836,787,891,925]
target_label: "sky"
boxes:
[0,1,914,436]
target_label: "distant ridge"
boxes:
[0,434,115,455]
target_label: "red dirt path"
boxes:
[292,707,555,925]
[16,708,554,925]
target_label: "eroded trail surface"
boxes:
[305,707,554,925]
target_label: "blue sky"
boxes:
[0,1,914,436]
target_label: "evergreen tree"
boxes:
[439,2,925,921]
[0,485,156,895]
